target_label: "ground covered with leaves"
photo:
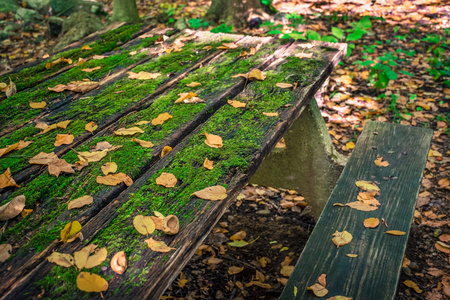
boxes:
[1,0,449,299]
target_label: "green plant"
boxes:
[355,52,399,89]
[423,33,450,86]
[260,0,277,13]
[286,12,304,27]
[210,23,233,34]
[189,19,208,29]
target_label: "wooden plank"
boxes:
[0,41,346,299]
[280,121,433,300]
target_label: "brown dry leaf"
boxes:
[428,268,445,277]
[111,251,127,275]
[68,80,99,93]
[68,195,94,210]
[355,180,380,193]
[96,173,133,187]
[385,230,406,236]
[101,162,117,175]
[0,168,20,189]
[48,158,75,177]
[54,134,74,147]
[341,201,379,211]
[45,57,72,69]
[48,84,66,93]
[307,283,328,297]
[54,120,71,129]
[207,257,223,265]
[192,185,227,201]
[127,71,161,80]
[280,265,294,277]
[438,178,449,188]
[133,215,156,235]
[131,138,154,148]
[403,280,423,293]
[295,52,313,59]
[227,100,246,108]
[228,266,244,275]
[346,254,358,258]
[230,231,246,241]
[60,221,82,243]
[0,143,19,158]
[204,131,223,148]
[77,150,108,163]
[74,160,89,171]
[150,216,164,230]
[374,155,389,167]
[85,121,97,134]
[129,51,137,56]
[81,45,91,50]
[263,112,278,117]
[187,82,201,87]
[156,172,177,188]
[363,218,380,228]
[318,274,327,287]
[29,101,46,109]
[0,244,12,263]
[218,42,238,49]
[47,252,75,268]
[145,238,175,252]
[0,195,25,221]
[357,191,378,201]
[161,146,172,158]
[113,127,144,136]
[435,242,450,254]
[82,66,101,73]
[29,152,58,165]
[439,234,450,242]
[74,245,107,270]
[151,112,173,126]
[202,45,212,50]
[203,158,214,170]
[76,272,108,293]
[5,79,16,98]
[92,55,107,60]
[175,92,203,103]
[276,83,293,89]
[332,230,352,248]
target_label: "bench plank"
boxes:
[280,121,433,300]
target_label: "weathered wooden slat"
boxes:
[0,41,346,299]
[280,121,433,300]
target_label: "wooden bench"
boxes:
[0,24,347,299]
[279,121,433,299]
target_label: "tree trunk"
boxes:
[111,0,140,23]
[205,0,270,28]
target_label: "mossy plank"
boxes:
[0,39,346,299]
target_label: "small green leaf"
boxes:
[294,286,298,296]
[400,70,415,76]
[331,27,344,40]
[386,70,398,80]
[346,29,365,41]
[306,30,321,41]
[321,36,338,43]
[228,240,249,247]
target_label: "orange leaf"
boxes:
[82,66,101,73]
[204,131,223,148]
[101,162,117,175]
[144,238,175,252]
[54,134,74,147]
[0,168,20,189]
[151,113,173,126]
[131,138,154,148]
[203,158,214,170]
[127,71,161,80]
[374,155,389,167]
[192,185,227,201]
[96,173,133,187]
[385,230,406,236]
[227,100,246,108]
[85,121,97,134]
[363,218,380,228]
[161,146,172,158]
[155,172,177,188]
[307,283,328,297]
[318,274,327,287]
[29,101,46,109]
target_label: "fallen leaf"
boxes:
[439,234,450,242]
[403,280,423,293]
[175,92,204,103]
[135,120,150,126]
[218,42,238,49]
[207,257,223,265]
[47,252,75,268]
[96,173,133,187]
[374,155,389,167]
[128,71,161,80]
[29,152,58,165]
[85,121,97,133]
[161,146,172,158]
[48,158,75,177]
[318,274,327,287]
[68,195,94,210]
[60,221,82,243]
[111,251,127,275]
[81,45,92,50]
[0,82,6,92]
[29,101,46,109]
[435,242,450,254]
[0,143,19,158]
[204,131,223,148]
[238,47,256,57]
[74,245,107,270]
[133,215,156,235]
[0,195,25,221]
[45,57,72,69]
[5,79,16,98]
[345,141,355,150]
[0,168,20,189]
[76,272,108,293]
[295,52,313,59]
[101,162,117,175]
[385,230,406,236]
[193,185,227,201]
[363,218,380,228]
[152,112,173,126]
[82,66,101,73]
[228,266,244,275]
[280,265,294,277]
[346,254,358,258]
[77,150,108,163]
[276,83,293,89]
[131,138,154,148]
[54,134,74,147]
[335,201,379,211]
[203,158,214,170]
[307,283,328,297]
[17,140,33,150]
[227,100,246,108]
[0,244,12,263]
[129,50,137,56]
[248,69,266,81]
[113,127,144,136]
[327,297,353,300]
[263,112,278,117]
[21,208,33,218]
[56,120,71,129]
[145,238,175,252]
[92,55,107,60]
[187,82,201,87]
[156,172,177,188]
[332,230,352,248]
[230,231,246,241]
[150,216,164,230]
[355,180,380,193]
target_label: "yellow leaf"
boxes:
[127,71,161,80]
[227,100,246,108]
[29,101,46,109]
[203,158,214,170]
[135,120,150,126]
[101,162,117,175]
[54,134,74,147]
[332,230,352,248]
[68,195,94,210]
[218,42,238,49]
[307,283,328,297]
[374,155,389,167]
[77,150,108,163]
[48,158,75,177]
[355,180,380,193]
[187,82,201,87]
[110,251,127,275]
[263,112,278,117]
[345,201,379,211]
[403,280,423,293]
[363,218,380,228]
[74,244,107,270]
[82,66,101,73]
[192,185,227,201]
[346,254,358,258]
[385,230,406,236]
[294,286,297,296]
[92,55,107,60]
[0,244,12,263]
[0,168,20,189]
[85,121,97,133]
[113,127,144,136]
[155,172,177,188]
[345,141,355,150]
[154,211,165,219]
[276,83,293,88]
[228,266,244,275]
[133,215,156,235]
[96,173,133,187]
[57,120,71,129]
[161,146,172,158]
[76,272,108,293]
[145,238,175,252]
[21,208,33,218]
[81,45,92,50]
[151,112,173,126]
[295,52,313,59]
[204,131,223,148]
[129,50,137,56]
[0,195,25,221]
[175,92,197,103]
[280,265,294,277]
[0,142,19,158]
[131,138,154,148]
[248,69,266,81]
[47,252,75,268]
[60,221,82,243]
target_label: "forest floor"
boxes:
[1,0,449,299]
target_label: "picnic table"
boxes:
[0,23,347,299]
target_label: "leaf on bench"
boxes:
[47,252,75,268]
[332,230,353,248]
[60,221,82,243]
[110,251,127,275]
[0,168,20,189]
[192,185,227,201]
[307,283,328,297]
[374,155,390,167]
[76,272,108,294]
[355,180,380,193]
[0,195,25,221]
